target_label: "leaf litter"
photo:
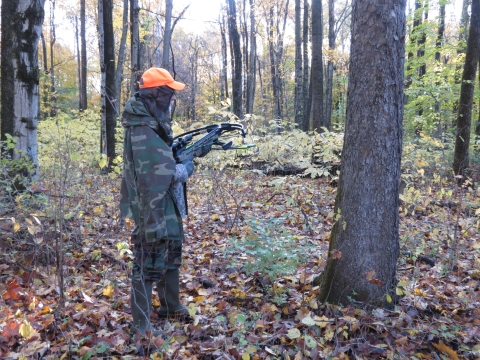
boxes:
[0,168,479,359]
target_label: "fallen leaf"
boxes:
[102,284,114,298]
[331,249,342,259]
[287,328,301,339]
[432,341,459,360]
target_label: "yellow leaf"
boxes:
[93,206,103,215]
[324,329,334,341]
[194,295,205,303]
[242,354,250,360]
[432,341,459,360]
[211,213,219,221]
[19,320,33,338]
[102,284,114,298]
[188,303,196,317]
[386,294,392,303]
[13,222,20,233]
[152,298,161,307]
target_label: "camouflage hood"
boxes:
[121,96,160,130]
[122,95,173,146]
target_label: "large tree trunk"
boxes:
[325,0,335,129]
[453,0,480,179]
[1,0,45,177]
[80,0,88,110]
[310,0,325,132]
[227,0,244,119]
[104,0,117,165]
[162,0,173,69]
[294,0,304,130]
[317,0,406,306]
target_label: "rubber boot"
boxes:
[156,269,191,319]
[131,278,166,338]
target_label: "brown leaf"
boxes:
[432,341,459,360]
[331,249,342,259]
[366,270,383,285]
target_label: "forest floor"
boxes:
[0,167,479,360]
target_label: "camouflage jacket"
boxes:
[120,95,184,244]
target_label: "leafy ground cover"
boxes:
[0,129,479,359]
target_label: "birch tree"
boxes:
[1,0,46,178]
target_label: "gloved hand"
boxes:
[182,160,195,177]
[173,160,194,183]
[193,143,212,158]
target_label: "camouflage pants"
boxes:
[132,240,182,282]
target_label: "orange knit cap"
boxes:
[139,68,185,90]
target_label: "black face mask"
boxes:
[138,86,176,146]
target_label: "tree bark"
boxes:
[311,0,325,132]
[317,0,405,306]
[1,0,45,177]
[226,0,244,119]
[453,0,480,179]
[162,0,173,70]
[80,0,88,110]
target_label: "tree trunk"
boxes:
[417,0,427,79]
[130,0,140,94]
[460,0,471,47]
[317,0,405,306]
[220,12,229,101]
[303,0,310,131]
[268,6,281,120]
[1,0,46,177]
[41,32,49,119]
[98,0,107,155]
[49,0,57,117]
[115,0,129,113]
[104,0,117,165]
[434,2,445,118]
[75,16,82,110]
[80,0,88,110]
[162,0,173,70]
[227,0,243,119]
[246,0,257,115]
[311,0,325,132]
[453,0,480,179]
[294,0,304,130]
[325,0,335,129]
